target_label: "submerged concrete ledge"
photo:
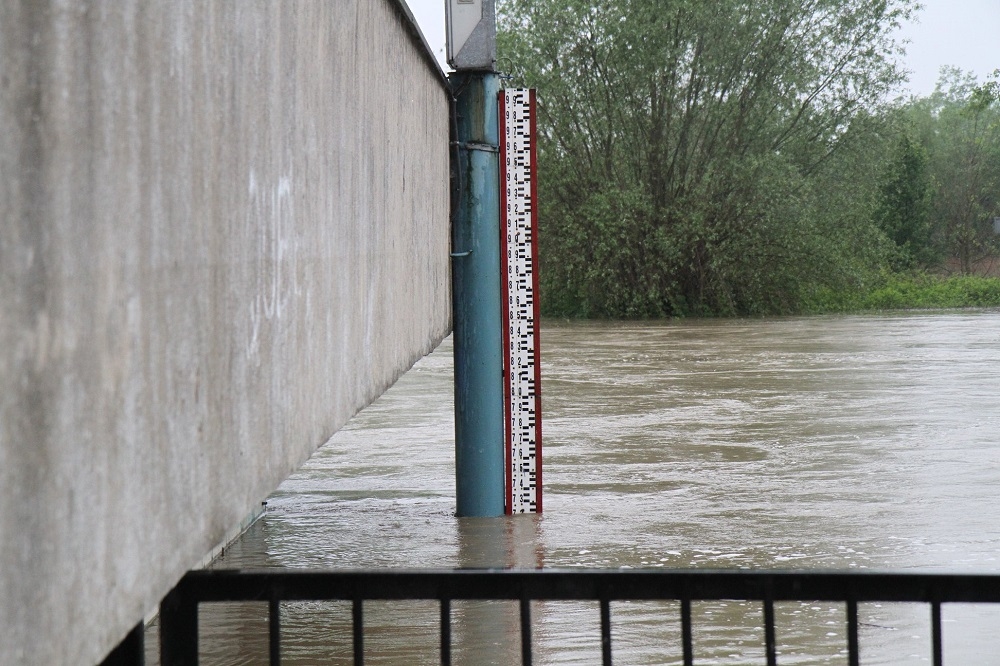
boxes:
[0,1,451,663]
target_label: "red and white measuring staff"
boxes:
[499,88,542,514]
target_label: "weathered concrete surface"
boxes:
[0,2,450,663]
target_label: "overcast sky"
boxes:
[405,0,999,97]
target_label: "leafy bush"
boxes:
[801,274,1000,313]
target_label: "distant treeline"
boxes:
[498,0,1000,317]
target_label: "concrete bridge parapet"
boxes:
[0,1,451,663]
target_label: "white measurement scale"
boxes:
[499,88,542,514]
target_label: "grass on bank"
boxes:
[801,273,1000,314]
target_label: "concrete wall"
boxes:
[0,2,451,663]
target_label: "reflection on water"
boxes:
[176,312,1000,664]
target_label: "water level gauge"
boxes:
[499,88,542,514]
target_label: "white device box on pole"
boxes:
[446,0,496,70]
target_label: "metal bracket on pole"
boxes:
[453,141,499,153]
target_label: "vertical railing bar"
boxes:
[520,597,533,666]
[932,601,943,666]
[764,599,777,666]
[440,598,452,666]
[681,598,694,666]
[353,598,364,666]
[847,600,859,666]
[600,598,612,666]
[159,581,198,666]
[269,598,281,666]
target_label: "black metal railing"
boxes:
[157,568,1000,666]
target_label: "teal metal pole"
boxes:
[451,70,504,517]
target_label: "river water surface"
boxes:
[185,312,1000,664]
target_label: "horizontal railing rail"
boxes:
[158,568,1000,666]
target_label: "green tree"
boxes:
[499,0,915,316]
[874,130,934,268]
[921,68,1000,274]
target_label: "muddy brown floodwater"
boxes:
[151,311,1000,665]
